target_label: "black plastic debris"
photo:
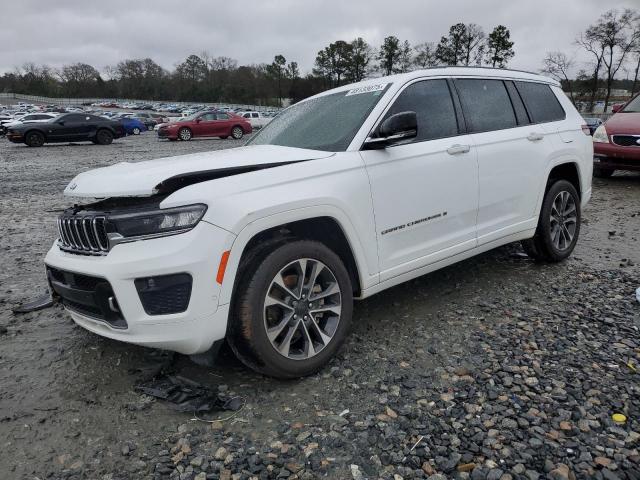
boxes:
[136,375,242,414]
[12,293,55,314]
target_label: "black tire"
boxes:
[593,165,614,178]
[231,126,244,139]
[521,179,581,262]
[178,127,192,141]
[132,127,141,135]
[95,129,114,145]
[147,125,154,131]
[25,130,45,147]
[228,240,353,379]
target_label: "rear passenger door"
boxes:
[360,78,479,280]
[454,78,557,244]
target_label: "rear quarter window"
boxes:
[515,81,566,123]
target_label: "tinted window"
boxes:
[243,113,250,118]
[515,81,565,123]
[64,114,86,122]
[216,113,229,120]
[383,79,458,142]
[200,113,217,121]
[456,79,517,133]
[252,113,259,118]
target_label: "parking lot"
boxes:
[1,133,639,480]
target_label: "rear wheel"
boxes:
[521,179,581,262]
[593,165,614,178]
[231,126,244,139]
[132,127,141,135]
[228,240,353,378]
[25,131,45,147]
[95,129,114,145]
[178,127,192,141]
[147,124,154,131]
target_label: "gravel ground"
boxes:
[0,133,639,480]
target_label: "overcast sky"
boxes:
[1,0,638,77]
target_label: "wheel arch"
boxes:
[218,210,373,307]
[547,161,581,199]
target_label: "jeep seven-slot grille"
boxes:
[58,214,109,255]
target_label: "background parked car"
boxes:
[2,112,59,130]
[236,111,272,129]
[157,111,251,141]
[118,117,147,135]
[583,117,603,135]
[6,113,125,147]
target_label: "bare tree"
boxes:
[581,9,640,111]
[414,42,438,68]
[541,52,576,103]
[576,28,606,111]
[462,23,486,66]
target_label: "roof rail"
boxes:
[417,65,543,77]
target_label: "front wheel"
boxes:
[132,127,141,135]
[25,131,45,147]
[231,126,244,139]
[228,240,353,378]
[522,179,581,262]
[178,127,192,141]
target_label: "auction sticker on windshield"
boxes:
[345,83,388,96]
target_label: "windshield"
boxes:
[622,95,640,113]
[248,84,390,151]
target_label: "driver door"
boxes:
[359,78,479,281]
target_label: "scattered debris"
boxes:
[12,293,54,314]
[612,413,627,424]
[136,375,244,418]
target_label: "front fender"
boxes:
[214,204,379,307]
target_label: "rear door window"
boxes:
[382,79,459,143]
[515,81,566,123]
[455,79,517,133]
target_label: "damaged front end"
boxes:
[56,196,207,256]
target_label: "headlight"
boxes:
[592,125,609,143]
[105,204,207,242]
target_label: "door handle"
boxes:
[527,132,544,141]
[447,144,470,155]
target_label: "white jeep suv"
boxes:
[44,67,592,378]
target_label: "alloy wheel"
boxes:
[232,127,243,139]
[549,191,577,251]
[263,258,342,360]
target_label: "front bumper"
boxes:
[44,221,235,355]
[157,129,177,139]
[594,142,640,170]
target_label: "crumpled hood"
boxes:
[64,145,334,198]
[604,112,640,135]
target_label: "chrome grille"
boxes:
[57,214,108,255]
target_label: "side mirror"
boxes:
[195,118,202,123]
[363,111,417,150]
[57,120,65,126]
[611,104,624,113]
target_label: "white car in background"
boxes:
[236,111,272,129]
[3,112,58,128]
[45,67,592,379]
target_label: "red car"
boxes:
[157,111,252,141]
[593,94,640,177]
